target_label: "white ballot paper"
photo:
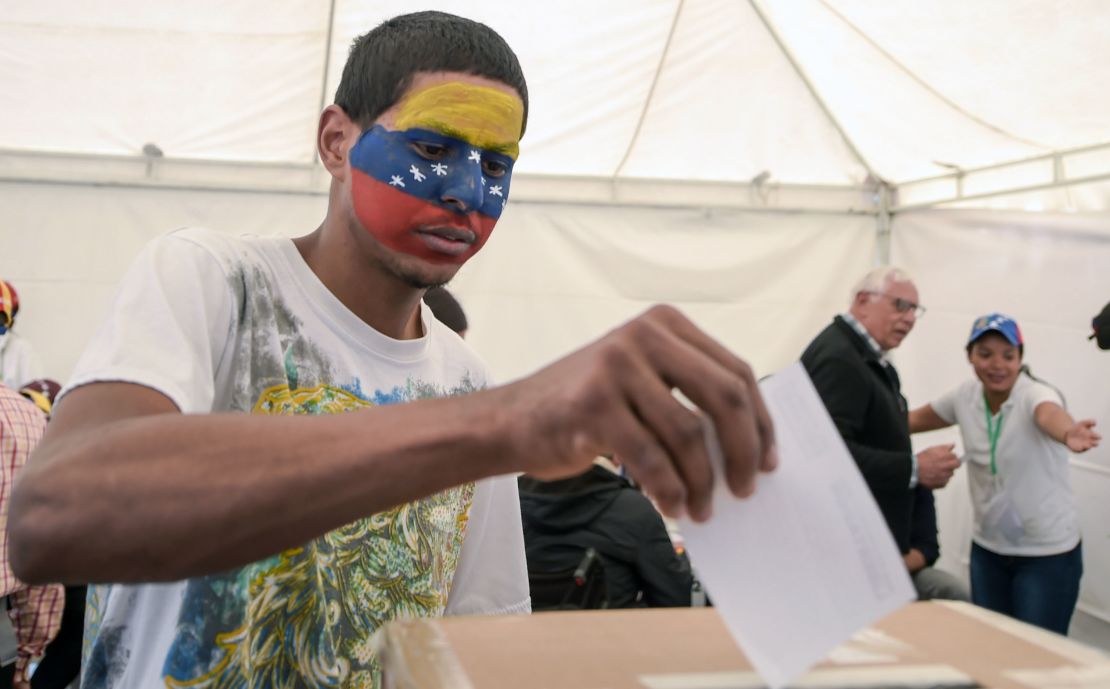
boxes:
[680,363,915,689]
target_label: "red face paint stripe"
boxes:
[351,170,497,266]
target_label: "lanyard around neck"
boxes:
[983,393,1004,476]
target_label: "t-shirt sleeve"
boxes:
[63,231,234,414]
[445,474,531,616]
[1025,379,1064,414]
[930,385,961,425]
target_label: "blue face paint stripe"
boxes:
[349,126,513,219]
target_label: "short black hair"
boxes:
[334,11,528,136]
[423,286,468,334]
[966,333,1024,358]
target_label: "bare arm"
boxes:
[1033,401,1101,452]
[11,382,514,583]
[10,305,776,584]
[908,404,951,434]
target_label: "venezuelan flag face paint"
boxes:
[349,80,524,265]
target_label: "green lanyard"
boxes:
[983,393,1004,476]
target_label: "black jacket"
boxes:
[518,466,692,608]
[910,485,940,566]
[801,316,915,552]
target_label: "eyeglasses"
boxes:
[866,291,926,318]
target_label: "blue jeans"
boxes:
[970,541,1083,635]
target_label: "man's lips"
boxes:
[415,224,478,256]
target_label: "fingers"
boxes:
[661,306,778,473]
[636,306,776,495]
[620,366,716,521]
[924,443,956,458]
[602,403,690,520]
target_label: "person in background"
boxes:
[423,286,468,338]
[12,380,80,689]
[0,384,62,688]
[910,314,1100,634]
[905,485,969,601]
[0,282,42,390]
[519,457,693,608]
[1090,301,1110,350]
[801,267,960,560]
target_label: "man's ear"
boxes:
[318,105,359,181]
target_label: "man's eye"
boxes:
[412,142,447,160]
[482,158,508,178]
[893,299,910,311]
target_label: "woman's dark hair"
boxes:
[334,11,528,135]
[966,332,1024,359]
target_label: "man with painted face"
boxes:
[0,280,43,390]
[8,12,776,689]
[801,267,960,562]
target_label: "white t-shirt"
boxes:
[67,228,529,689]
[0,330,42,390]
[931,375,1078,557]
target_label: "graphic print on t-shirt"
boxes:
[82,260,483,689]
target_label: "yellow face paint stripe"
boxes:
[394,82,523,160]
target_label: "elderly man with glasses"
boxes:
[802,267,964,600]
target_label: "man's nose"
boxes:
[439,169,484,213]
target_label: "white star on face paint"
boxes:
[489,185,503,197]
[481,176,487,186]
[389,175,405,187]
[409,165,426,182]
[468,150,481,163]
[431,163,448,176]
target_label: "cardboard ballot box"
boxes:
[375,601,1110,689]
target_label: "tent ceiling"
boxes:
[3,0,1109,201]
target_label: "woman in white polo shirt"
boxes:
[909,313,1100,634]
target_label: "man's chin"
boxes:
[389,257,460,290]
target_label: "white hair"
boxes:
[850,266,913,304]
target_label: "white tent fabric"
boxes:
[5,0,1110,193]
[4,0,1110,633]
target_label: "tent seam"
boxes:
[612,0,687,181]
[818,0,1051,154]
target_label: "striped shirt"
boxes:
[0,384,63,679]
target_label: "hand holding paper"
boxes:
[680,363,915,689]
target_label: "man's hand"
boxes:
[500,305,777,522]
[916,443,959,489]
[14,658,31,689]
[1065,419,1101,453]
[903,548,926,574]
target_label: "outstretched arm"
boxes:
[909,404,952,434]
[10,306,776,585]
[1034,401,1101,452]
